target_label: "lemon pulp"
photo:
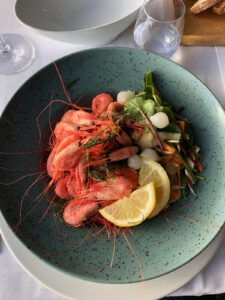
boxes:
[138,157,170,218]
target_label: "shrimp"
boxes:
[60,110,77,123]
[71,158,87,192]
[54,122,81,141]
[114,168,138,190]
[107,146,139,162]
[56,135,80,155]
[116,129,132,146]
[73,110,96,127]
[45,92,140,227]
[63,200,99,227]
[66,174,78,198]
[47,144,58,178]
[63,175,133,226]
[61,110,95,127]
[53,140,81,171]
[55,175,71,200]
[54,158,87,200]
[90,176,133,200]
[107,102,124,114]
[92,93,113,116]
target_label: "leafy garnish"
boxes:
[175,151,197,184]
[124,97,156,123]
[181,173,189,200]
[88,169,106,182]
[124,97,145,122]
[84,126,118,150]
[88,165,115,183]
[142,99,156,117]
[125,100,163,150]
[161,123,182,133]
[144,71,162,105]
[195,175,204,180]
[183,123,194,149]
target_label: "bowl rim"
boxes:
[0,46,224,284]
[14,0,142,33]
[1,211,224,299]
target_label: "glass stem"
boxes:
[0,34,10,53]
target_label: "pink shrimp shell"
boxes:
[92,93,113,116]
[53,141,80,171]
[108,146,139,162]
[63,200,99,226]
[107,102,124,114]
[61,110,95,127]
[54,122,80,141]
[47,145,58,178]
[54,175,71,200]
[90,176,133,200]
[115,129,132,146]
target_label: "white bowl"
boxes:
[14,0,142,45]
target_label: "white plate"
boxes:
[0,211,224,300]
[14,0,142,45]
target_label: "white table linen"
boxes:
[0,0,225,299]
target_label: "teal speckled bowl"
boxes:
[0,48,224,284]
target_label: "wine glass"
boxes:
[0,33,35,74]
[134,0,185,58]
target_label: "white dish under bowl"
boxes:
[1,212,224,300]
[14,0,142,45]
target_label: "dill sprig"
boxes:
[88,169,106,182]
[84,127,108,149]
[83,120,120,151]
[88,165,115,183]
[81,119,120,179]
[103,165,115,181]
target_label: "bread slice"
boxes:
[190,0,222,14]
[213,0,225,15]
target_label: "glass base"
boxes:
[0,34,35,75]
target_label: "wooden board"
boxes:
[181,0,225,45]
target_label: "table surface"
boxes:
[0,0,225,299]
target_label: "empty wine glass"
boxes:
[0,33,35,74]
[134,0,185,58]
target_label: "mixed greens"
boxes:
[122,71,204,203]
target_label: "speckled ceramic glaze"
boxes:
[0,48,224,284]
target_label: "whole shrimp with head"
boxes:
[46,92,139,227]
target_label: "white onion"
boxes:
[136,131,154,149]
[117,90,135,105]
[185,169,195,184]
[140,149,160,162]
[150,112,169,129]
[131,130,141,141]
[128,155,141,170]
[186,157,195,169]
[158,132,181,141]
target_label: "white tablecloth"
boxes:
[0,0,225,299]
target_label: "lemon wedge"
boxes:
[99,182,156,227]
[138,157,170,218]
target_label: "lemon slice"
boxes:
[99,182,156,227]
[139,157,170,218]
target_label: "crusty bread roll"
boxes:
[213,0,225,15]
[190,0,222,14]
